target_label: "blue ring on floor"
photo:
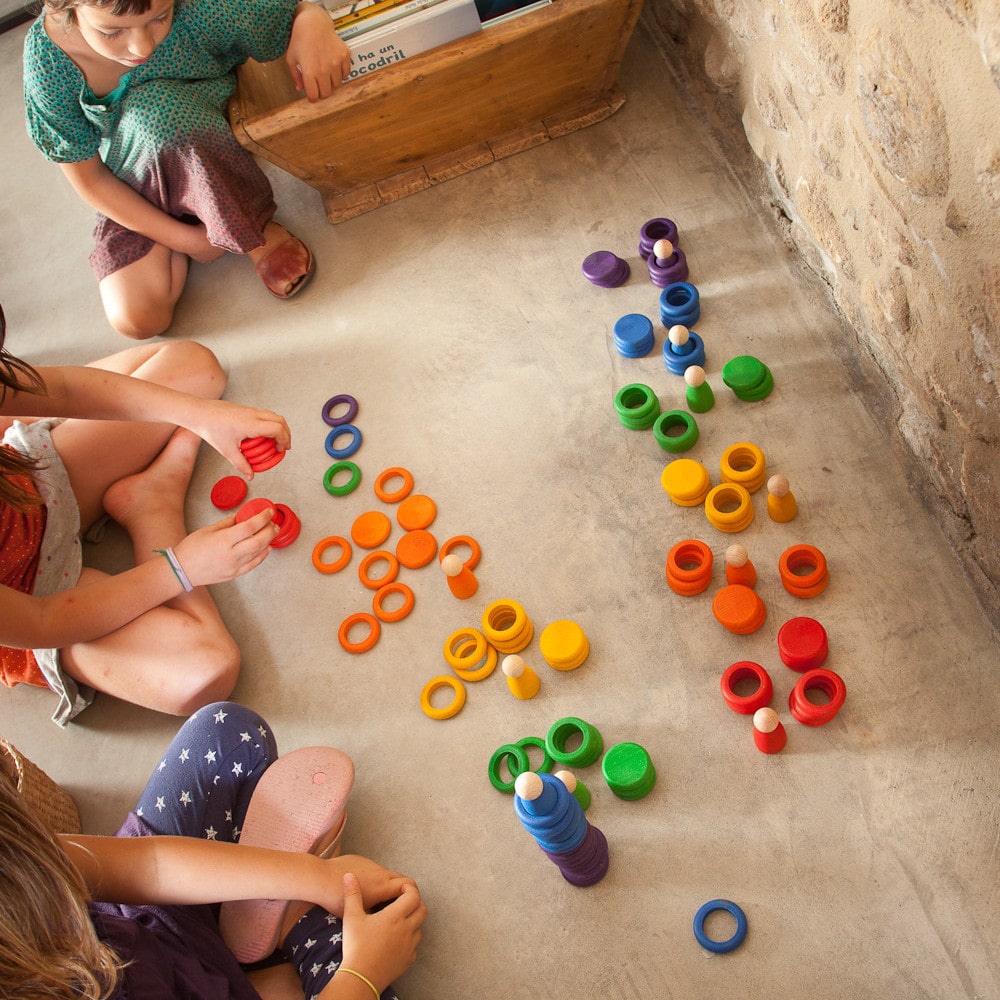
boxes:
[325,423,362,459]
[322,393,359,427]
[693,899,748,953]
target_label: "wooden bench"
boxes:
[229,0,645,223]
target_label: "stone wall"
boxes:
[640,0,1000,628]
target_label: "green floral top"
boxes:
[23,0,296,165]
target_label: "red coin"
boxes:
[210,475,248,510]
[235,497,275,523]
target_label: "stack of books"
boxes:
[327,0,553,80]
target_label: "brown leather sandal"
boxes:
[254,233,315,299]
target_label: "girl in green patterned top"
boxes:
[24,0,350,338]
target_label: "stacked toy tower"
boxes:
[513,771,609,887]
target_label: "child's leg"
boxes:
[98,242,190,341]
[126,701,278,840]
[50,341,241,714]
[57,426,241,714]
[53,339,226,532]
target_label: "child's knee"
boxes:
[160,340,227,398]
[105,299,175,340]
[165,639,241,716]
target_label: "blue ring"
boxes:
[325,423,362,459]
[693,899,748,953]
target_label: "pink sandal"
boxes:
[254,232,315,299]
[218,746,354,964]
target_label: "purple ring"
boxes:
[322,394,359,428]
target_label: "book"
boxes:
[342,0,482,81]
[326,1,414,28]
[336,0,453,40]
[474,0,552,22]
[480,0,552,25]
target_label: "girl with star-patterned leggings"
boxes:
[1,701,426,1000]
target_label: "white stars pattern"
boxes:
[214,708,228,723]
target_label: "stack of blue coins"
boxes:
[581,250,631,288]
[613,313,655,357]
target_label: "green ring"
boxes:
[545,716,604,768]
[488,743,531,793]
[323,460,362,497]
[653,409,699,452]
[515,735,555,774]
[614,383,660,430]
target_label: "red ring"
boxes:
[373,467,415,503]
[358,550,399,590]
[438,535,482,570]
[338,612,381,653]
[373,582,415,623]
[788,668,846,725]
[720,661,773,715]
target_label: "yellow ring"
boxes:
[453,642,498,682]
[482,599,532,653]
[720,442,767,493]
[420,675,466,720]
[443,628,487,669]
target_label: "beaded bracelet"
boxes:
[155,547,194,592]
[338,967,380,999]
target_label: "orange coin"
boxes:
[351,510,392,549]
[395,528,438,569]
[712,584,767,635]
[397,493,437,531]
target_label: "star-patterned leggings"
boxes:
[123,701,399,1000]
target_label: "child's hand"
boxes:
[192,400,292,479]
[339,872,427,993]
[172,508,279,587]
[174,220,226,264]
[286,2,352,101]
[323,855,417,915]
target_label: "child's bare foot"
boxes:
[248,222,314,299]
[102,428,203,535]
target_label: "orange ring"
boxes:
[779,544,829,597]
[395,528,438,569]
[373,582,415,623]
[374,467,415,503]
[358,550,399,590]
[438,534,482,570]
[351,510,392,549]
[338,612,381,653]
[312,536,352,574]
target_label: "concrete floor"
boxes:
[2,17,999,1000]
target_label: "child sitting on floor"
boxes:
[0,700,427,1000]
[23,0,351,338]
[0,303,288,724]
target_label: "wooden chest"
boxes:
[229,0,645,222]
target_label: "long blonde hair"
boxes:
[0,773,123,1000]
